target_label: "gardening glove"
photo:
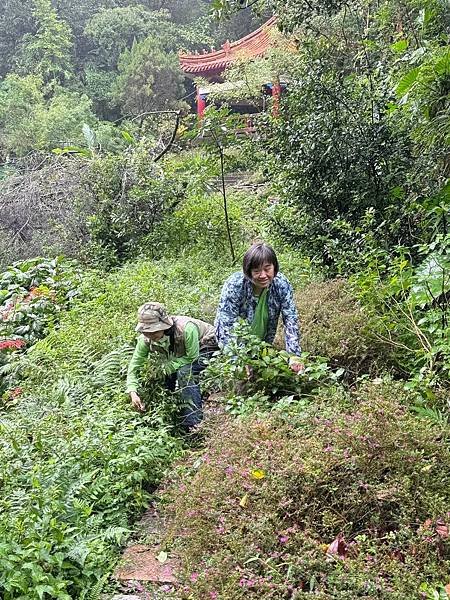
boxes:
[289,356,304,374]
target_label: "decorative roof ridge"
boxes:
[224,14,277,49]
[179,15,278,64]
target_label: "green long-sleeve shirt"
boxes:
[126,322,200,393]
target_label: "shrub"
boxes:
[162,381,450,599]
[86,145,187,266]
[0,257,82,395]
[204,320,331,403]
[277,279,394,379]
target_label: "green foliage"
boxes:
[0,385,180,598]
[86,144,186,266]
[352,236,450,387]
[148,151,266,265]
[282,279,393,379]
[0,256,82,343]
[18,0,74,86]
[209,0,448,282]
[0,74,47,156]
[0,257,82,397]
[0,0,35,78]
[204,321,331,403]
[113,36,186,116]
[186,105,250,262]
[163,381,450,599]
[264,65,414,273]
[394,44,450,155]
[0,75,97,156]
[84,6,169,70]
[0,250,236,597]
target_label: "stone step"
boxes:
[114,544,179,584]
[111,504,179,599]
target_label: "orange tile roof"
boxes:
[179,16,277,76]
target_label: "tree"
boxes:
[17,0,74,86]
[84,6,172,70]
[0,0,35,78]
[113,37,186,116]
[0,75,47,157]
[0,75,97,157]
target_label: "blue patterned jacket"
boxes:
[215,271,301,355]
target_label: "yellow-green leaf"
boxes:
[251,469,266,480]
[239,493,249,507]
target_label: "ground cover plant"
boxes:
[162,381,450,599]
[0,250,235,598]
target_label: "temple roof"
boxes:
[179,16,277,77]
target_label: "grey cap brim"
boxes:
[136,321,173,333]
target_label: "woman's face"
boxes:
[144,329,165,342]
[251,262,275,289]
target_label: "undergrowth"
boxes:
[162,381,450,599]
[0,250,235,598]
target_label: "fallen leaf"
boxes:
[251,469,266,480]
[157,551,168,563]
[326,534,347,559]
[239,493,249,508]
[436,519,449,539]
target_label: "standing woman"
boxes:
[215,242,303,371]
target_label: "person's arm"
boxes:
[165,322,200,374]
[126,336,149,410]
[279,276,302,357]
[214,273,242,348]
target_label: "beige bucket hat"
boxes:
[135,302,174,333]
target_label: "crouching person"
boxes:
[126,302,218,430]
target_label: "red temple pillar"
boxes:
[272,81,281,117]
[197,87,206,119]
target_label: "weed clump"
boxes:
[162,382,450,599]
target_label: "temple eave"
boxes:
[179,16,277,77]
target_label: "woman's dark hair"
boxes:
[243,242,279,279]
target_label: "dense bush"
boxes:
[352,237,450,389]
[276,279,395,379]
[162,381,450,599]
[0,257,82,396]
[204,321,331,406]
[0,386,181,599]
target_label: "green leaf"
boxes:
[390,39,408,53]
[435,48,450,76]
[121,130,135,144]
[36,585,55,599]
[82,123,96,150]
[396,67,420,97]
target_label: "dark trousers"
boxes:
[164,347,217,431]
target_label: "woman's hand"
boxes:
[289,357,304,374]
[130,391,145,412]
